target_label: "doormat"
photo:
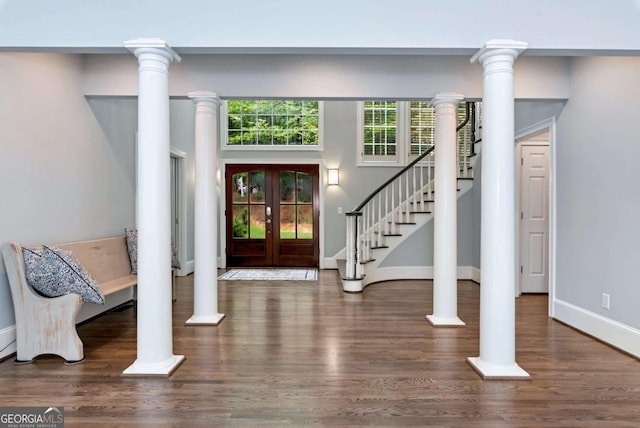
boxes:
[218,269,318,281]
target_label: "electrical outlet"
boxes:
[337,206,343,214]
[602,293,610,310]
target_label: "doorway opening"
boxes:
[225,164,320,267]
[515,119,554,300]
[170,148,188,275]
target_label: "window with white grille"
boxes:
[224,100,323,150]
[358,100,476,166]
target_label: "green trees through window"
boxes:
[227,100,319,146]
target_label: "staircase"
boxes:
[338,102,481,292]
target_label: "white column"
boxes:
[467,40,530,379]
[186,91,226,325]
[427,92,465,327]
[123,39,185,376]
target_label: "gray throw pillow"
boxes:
[171,237,181,270]
[29,245,105,304]
[125,227,181,271]
[22,247,43,289]
[125,228,138,274]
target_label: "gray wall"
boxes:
[0,54,136,329]
[82,54,570,101]
[169,100,197,261]
[515,100,567,132]
[556,57,640,329]
[88,98,197,261]
[470,149,482,270]
[380,190,474,267]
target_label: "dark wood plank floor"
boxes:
[1,271,639,427]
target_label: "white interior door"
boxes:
[520,144,549,293]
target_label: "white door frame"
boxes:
[514,117,557,317]
[170,147,189,276]
[220,158,326,269]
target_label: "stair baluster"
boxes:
[343,101,477,288]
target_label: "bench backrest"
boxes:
[54,236,132,284]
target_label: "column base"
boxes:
[426,314,466,327]
[467,357,530,380]
[185,313,226,326]
[122,354,185,377]
[341,278,364,293]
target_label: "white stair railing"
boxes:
[343,101,478,285]
[344,145,435,281]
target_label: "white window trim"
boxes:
[357,101,407,167]
[220,100,324,152]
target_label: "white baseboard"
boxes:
[323,257,338,270]
[364,266,479,286]
[470,267,481,283]
[0,325,17,361]
[180,260,194,276]
[553,298,640,359]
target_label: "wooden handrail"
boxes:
[350,101,473,213]
[349,144,435,213]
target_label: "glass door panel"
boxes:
[226,166,272,266]
[297,205,313,239]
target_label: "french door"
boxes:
[225,164,319,267]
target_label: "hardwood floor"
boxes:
[1,271,639,427]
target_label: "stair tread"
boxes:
[408,211,432,214]
[360,258,376,264]
[457,176,473,180]
[382,233,402,237]
[393,222,417,225]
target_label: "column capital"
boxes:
[430,92,464,108]
[124,38,181,63]
[188,90,221,106]
[470,39,527,65]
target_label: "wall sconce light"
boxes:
[327,168,340,185]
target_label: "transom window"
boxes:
[224,100,322,149]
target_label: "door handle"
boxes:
[266,206,271,216]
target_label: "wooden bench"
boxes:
[2,236,136,364]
